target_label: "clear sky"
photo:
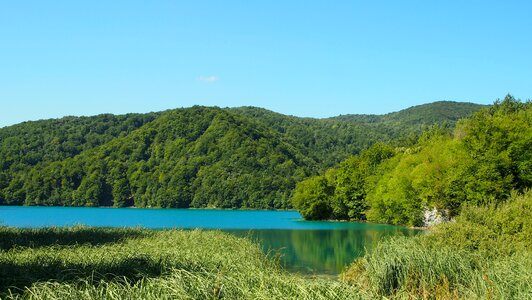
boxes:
[1,1,531,127]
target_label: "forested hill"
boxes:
[292,96,530,226]
[0,101,484,208]
[231,101,485,167]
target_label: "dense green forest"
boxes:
[292,95,531,226]
[0,101,483,209]
[232,101,483,168]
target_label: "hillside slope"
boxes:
[291,96,530,225]
[232,101,484,167]
[0,101,484,208]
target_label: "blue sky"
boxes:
[1,1,531,127]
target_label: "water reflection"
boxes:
[0,206,421,274]
[228,227,419,274]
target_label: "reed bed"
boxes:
[0,227,363,300]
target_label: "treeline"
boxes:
[0,101,484,209]
[292,95,531,226]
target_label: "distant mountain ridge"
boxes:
[0,101,485,208]
[231,101,485,167]
[329,101,486,123]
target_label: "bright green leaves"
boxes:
[294,96,531,227]
[292,176,335,220]
[292,143,396,221]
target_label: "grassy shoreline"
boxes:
[343,190,532,299]
[1,191,530,299]
[0,227,363,299]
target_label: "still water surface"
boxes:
[0,206,419,274]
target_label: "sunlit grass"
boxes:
[342,190,532,299]
[2,190,530,299]
[0,227,362,300]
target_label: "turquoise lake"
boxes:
[0,206,420,274]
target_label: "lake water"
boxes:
[0,206,420,274]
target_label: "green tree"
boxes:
[292,176,335,220]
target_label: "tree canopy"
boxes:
[0,101,484,209]
[292,95,531,226]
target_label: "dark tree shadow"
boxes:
[0,255,176,295]
[0,227,148,251]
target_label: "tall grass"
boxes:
[0,226,148,251]
[342,190,532,299]
[2,191,530,299]
[0,227,363,300]
[344,237,531,299]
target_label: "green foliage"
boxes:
[452,95,532,205]
[425,190,532,256]
[233,102,482,168]
[292,174,335,220]
[366,131,463,226]
[1,107,315,209]
[0,113,158,172]
[291,143,397,221]
[335,143,396,220]
[343,191,532,299]
[294,95,531,226]
[0,101,480,209]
